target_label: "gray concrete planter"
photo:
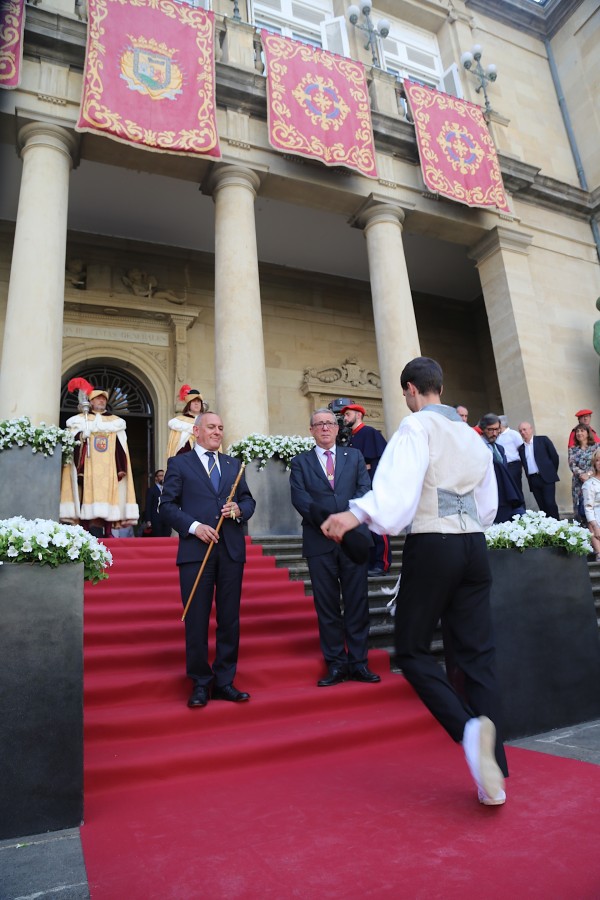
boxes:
[0,561,84,839]
[0,446,61,520]
[489,547,600,740]
[244,459,301,537]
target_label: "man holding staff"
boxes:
[160,412,255,708]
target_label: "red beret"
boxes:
[575,409,593,417]
[341,404,366,416]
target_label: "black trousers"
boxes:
[307,546,370,671]
[179,542,244,687]
[507,459,523,493]
[395,532,508,776]
[528,473,559,519]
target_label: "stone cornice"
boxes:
[465,0,586,41]
[11,7,595,225]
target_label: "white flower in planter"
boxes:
[227,433,316,470]
[0,517,112,584]
[485,510,592,557]
[0,417,78,462]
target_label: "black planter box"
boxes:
[0,562,84,840]
[489,547,600,740]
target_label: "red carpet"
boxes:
[81,538,600,898]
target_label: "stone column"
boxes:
[468,226,542,426]
[210,165,269,444]
[0,123,77,425]
[360,203,421,436]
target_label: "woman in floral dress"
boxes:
[568,424,595,521]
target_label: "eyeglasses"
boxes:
[311,421,337,429]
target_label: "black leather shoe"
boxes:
[187,685,209,708]
[212,683,250,702]
[317,668,348,687]
[368,567,385,577]
[350,665,381,683]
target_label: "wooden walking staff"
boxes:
[181,462,247,622]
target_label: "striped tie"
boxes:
[325,450,335,489]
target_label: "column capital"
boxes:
[350,195,410,232]
[17,122,79,167]
[203,163,261,199]
[468,225,533,266]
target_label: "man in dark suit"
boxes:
[290,408,380,687]
[518,421,560,518]
[160,412,256,708]
[480,414,525,523]
[144,469,171,536]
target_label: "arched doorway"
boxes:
[60,364,154,521]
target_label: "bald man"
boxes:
[518,422,560,519]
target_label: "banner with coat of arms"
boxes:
[404,80,510,213]
[0,0,25,90]
[77,0,220,157]
[262,31,377,179]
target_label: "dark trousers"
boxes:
[528,473,559,519]
[370,531,392,573]
[394,532,508,776]
[178,542,244,687]
[151,515,172,537]
[507,459,522,493]
[307,546,370,671]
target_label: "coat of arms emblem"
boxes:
[120,36,184,101]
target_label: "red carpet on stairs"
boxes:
[81,538,600,899]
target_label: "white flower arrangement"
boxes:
[0,517,113,584]
[0,417,78,462]
[485,510,592,557]
[227,433,316,470]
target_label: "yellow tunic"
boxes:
[166,414,196,458]
[59,412,139,525]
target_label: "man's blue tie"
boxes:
[206,451,220,490]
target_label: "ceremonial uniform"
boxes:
[343,405,391,574]
[166,385,204,458]
[60,408,139,526]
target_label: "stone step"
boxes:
[256,537,600,657]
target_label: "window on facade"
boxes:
[249,0,348,53]
[378,17,461,97]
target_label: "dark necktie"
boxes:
[205,451,220,490]
[325,450,335,489]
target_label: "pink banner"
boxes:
[262,31,377,179]
[404,80,510,212]
[0,0,25,90]
[77,0,220,157]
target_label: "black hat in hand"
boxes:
[310,503,371,565]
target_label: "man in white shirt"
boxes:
[321,357,508,806]
[517,421,560,519]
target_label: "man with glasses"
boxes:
[480,413,525,523]
[290,409,381,687]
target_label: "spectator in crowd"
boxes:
[479,414,525,523]
[454,405,469,423]
[567,409,600,448]
[568,423,595,521]
[582,448,600,561]
[497,415,524,492]
[341,403,392,576]
[517,422,560,519]
[145,469,171,536]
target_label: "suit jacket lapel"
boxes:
[186,448,214,490]
[309,448,330,487]
[334,449,347,484]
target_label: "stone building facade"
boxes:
[1,0,599,511]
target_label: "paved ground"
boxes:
[2,718,600,900]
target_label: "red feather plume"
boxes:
[67,377,94,395]
[178,384,191,402]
